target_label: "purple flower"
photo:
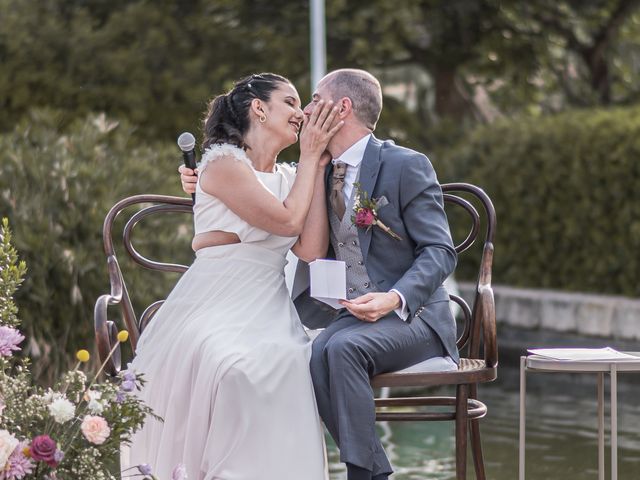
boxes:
[30,435,58,467]
[137,464,152,475]
[0,326,25,357]
[120,379,136,392]
[53,449,64,463]
[1,441,35,479]
[171,463,188,480]
[122,370,136,382]
[115,391,126,403]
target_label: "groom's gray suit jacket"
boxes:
[292,135,459,363]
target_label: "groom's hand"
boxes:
[340,292,401,322]
[179,164,198,194]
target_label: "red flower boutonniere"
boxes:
[351,183,403,241]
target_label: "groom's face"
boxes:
[303,79,333,119]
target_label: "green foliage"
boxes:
[0,110,193,382]
[0,218,28,328]
[438,106,640,296]
[3,0,640,140]
[0,0,311,139]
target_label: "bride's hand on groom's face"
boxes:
[339,292,402,322]
[299,100,344,160]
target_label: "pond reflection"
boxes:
[326,363,640,479]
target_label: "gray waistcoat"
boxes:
[328,179,378,299]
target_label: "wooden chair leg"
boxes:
[470,419,486,480]
[456,384,469,480]
[469,385,486,480]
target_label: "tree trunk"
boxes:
[433,69,474,120]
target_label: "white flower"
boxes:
[48,397,75,423]
[0,429,19,469]
[85,390,104,414]
[42,389,62,404]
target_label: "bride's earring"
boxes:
[259,115,267,123]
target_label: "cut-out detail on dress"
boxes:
[198,143,252,172]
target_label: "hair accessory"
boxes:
[247,83,253,89]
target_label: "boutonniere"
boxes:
[351,182,403,241]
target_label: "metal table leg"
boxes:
[611,364,618,480]
[519,356,526,480]
[598,372,604,480]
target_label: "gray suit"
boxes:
[293,135,458,476]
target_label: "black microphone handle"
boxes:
[182,150,197,203]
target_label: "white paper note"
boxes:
[309,259,347,310]
[527,347,640,362]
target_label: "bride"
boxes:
[126,73,343,479]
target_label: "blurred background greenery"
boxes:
[1,0,639,380]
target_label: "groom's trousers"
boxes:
[309,303,448,476]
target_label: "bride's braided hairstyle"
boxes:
[203,73,290,151]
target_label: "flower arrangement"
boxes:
[351,183,402,241]
[0,219,184,480]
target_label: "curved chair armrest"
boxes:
[93,255,135,375]
[479,285,497,368]
[477,243,497,368]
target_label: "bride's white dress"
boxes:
[125,144,328,480]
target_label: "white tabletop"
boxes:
[526,352,640,372]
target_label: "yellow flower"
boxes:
[117,330,129,343]
[76,350,90,363]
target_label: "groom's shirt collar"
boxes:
[332,134,371,168]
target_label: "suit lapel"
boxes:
[356,135,383,263]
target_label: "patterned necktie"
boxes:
[330,161,347,220]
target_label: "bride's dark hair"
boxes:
[203,73,291,151]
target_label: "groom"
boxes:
[181,69,458,480]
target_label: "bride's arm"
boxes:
[199,154,319,237]
[199,103,342,237]
[291,160,330,262]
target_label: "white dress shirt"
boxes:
[332,134,410,321]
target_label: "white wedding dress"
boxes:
[125,144,328,480]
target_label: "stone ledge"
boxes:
[458,282,640,340]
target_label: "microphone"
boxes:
[177,132,197,203]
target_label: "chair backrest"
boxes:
[94,194,193,374]
[95,183,496,374]
[441,183,497,367]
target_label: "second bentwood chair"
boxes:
[371,183,497,480]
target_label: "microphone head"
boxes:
[177,132,196,152]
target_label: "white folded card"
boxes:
[309,259,347,310]
[527,347,640,362]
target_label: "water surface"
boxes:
[326,363,640,479]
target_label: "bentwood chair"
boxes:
[371,183,497,480]
[94,194,193,375]
[94,185,497,480]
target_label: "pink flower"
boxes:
[354,208,376,228]
[171,463,188,480]
[0,327,24,357]
[0,441,35,479]
[30,435,58,467]
[80,416,110,445]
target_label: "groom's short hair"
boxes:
[323,69,382,130]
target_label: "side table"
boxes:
[519,352,640,480]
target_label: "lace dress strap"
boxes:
[198,143,253,172]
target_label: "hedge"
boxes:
[0,110,194,381]
[435,106,640,297]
